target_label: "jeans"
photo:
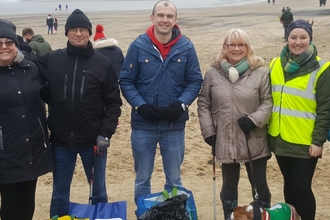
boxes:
[48,25,53,34]
[131,129,185,205]
[50,145,108,217]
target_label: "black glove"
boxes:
[205,135,216,146]
[96,135,110,154]
[237,116,256,134]
[165,101,184,122]
[151,105,171,120]
[138,104,162,121]
[205,135,216,156]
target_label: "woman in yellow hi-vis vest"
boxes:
[269,20,330,220]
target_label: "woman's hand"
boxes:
[309,144,323,157]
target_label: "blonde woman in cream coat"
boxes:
[197,28,273,220]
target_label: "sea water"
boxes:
[1,0,264,16]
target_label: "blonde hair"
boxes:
[212,28,264,70]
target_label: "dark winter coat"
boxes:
[28,34,52,57]
[0,58,52,184]
[46,17,54,27]
[37,41,122,149]
[281,10,293,25]
[94,38,124,78]
[19,41,36,61]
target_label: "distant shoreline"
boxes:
[0,0,264,16]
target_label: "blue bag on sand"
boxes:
[136,186,198,220]
[69,201,127,220]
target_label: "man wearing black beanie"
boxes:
[65,9,92,36]
[36,9,122,218]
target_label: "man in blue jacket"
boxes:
[119,0,203,215]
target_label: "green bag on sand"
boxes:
[50,215,90,220]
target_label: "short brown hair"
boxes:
[22,27,34,37]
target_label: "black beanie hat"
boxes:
[65,9,92,36]
[286,20,313,42]
[0,19,18,45]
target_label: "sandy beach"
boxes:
[2,0,330,219]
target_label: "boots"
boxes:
[220,195,238,220]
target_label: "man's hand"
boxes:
[165,101,184,122]
[138,104,163,121]
[96,135,110,154]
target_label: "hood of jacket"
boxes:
[31,34,45,43]
[94,38,118,49]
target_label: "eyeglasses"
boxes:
[68,28,89,34]
[0,40,15,47]
[225,44,246,49]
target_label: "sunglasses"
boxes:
[0,40,15,47]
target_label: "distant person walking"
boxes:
[53,18,58,34]
[272,0,275,4]
[282,7,286,12]
[66,4,68,11]
[58,4,62,11]
[320,0,326,6]
[280,7,293,41]
[46,14,54,34]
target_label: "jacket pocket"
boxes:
[63,74,68,99]
[0,126,3,150]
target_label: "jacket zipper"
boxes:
[70,57,79,146]
[38,118,47,148]
[0,126,3,150]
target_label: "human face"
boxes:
[224,38,247,65]
[67,27,90,47]
[150,2,177,39]
[0,38,17,66]
[288,28,310,56]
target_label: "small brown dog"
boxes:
[231,203,301,220]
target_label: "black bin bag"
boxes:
[138,194,190,220]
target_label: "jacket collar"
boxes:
[66,40,94,59]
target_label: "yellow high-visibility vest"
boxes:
[268,57,329,145]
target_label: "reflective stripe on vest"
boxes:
[268,57,329,145]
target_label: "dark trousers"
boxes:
[221,157,271,200]
[0,179,37,220]
[276,156,317,220]
[283,24,289,39]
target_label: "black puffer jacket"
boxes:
[38,41,122,149]
[0,60,52,184]
[94,38,124,78]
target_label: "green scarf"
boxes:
[220,58,250,76]
[280,43,315,74]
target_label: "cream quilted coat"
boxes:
[197,63,272,164]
